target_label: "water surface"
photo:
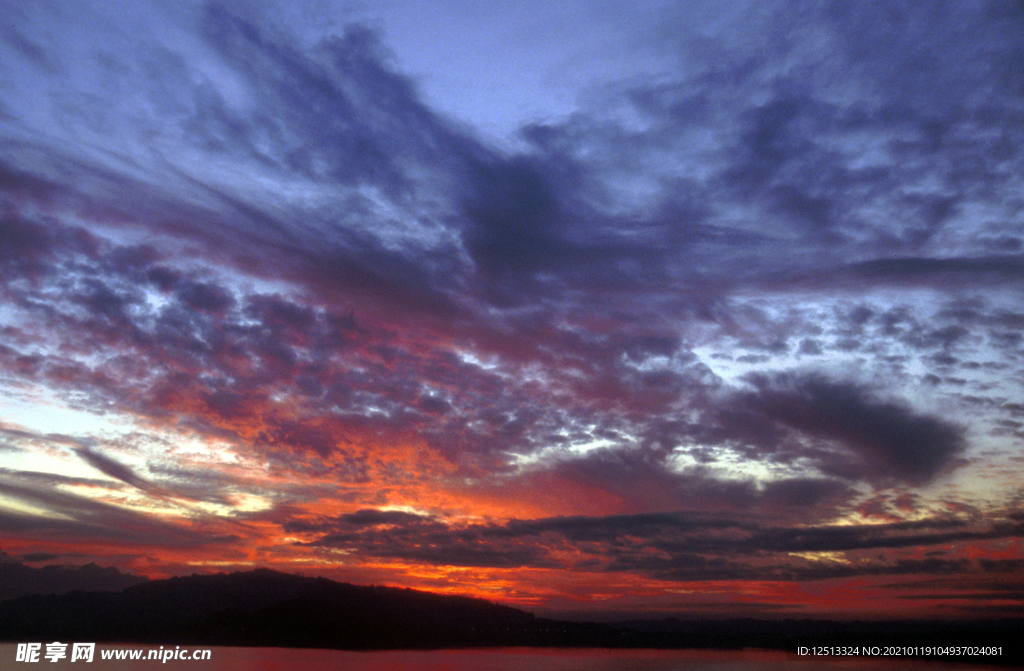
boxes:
[0,645,1007,670]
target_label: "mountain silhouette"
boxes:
[0,557,147,602]
[0,568,612,649]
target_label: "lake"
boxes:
[0,645,1008,670]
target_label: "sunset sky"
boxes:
[1,0,1023,621]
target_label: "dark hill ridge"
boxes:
[0,568,608,649]
[0,569,1020,664]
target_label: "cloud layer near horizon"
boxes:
[1,0,1022,617]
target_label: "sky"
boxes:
[1,0,1023,621]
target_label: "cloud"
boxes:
[301,506,1024,582]
[336,509,432,527]
[73,448,170,498]
[805,256,1024,290]
[540,443,856,517]
[740,374,966,485]
[513,1,1024,295]
[0,476,234,548]
[0,1,1003,487]
[15,552,62,562]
